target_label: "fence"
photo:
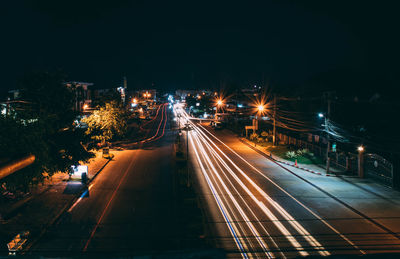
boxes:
[365,153,393,187]
[277,133,358,173]
[276,132,394,185]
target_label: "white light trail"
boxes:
[196,123,365,255]
[190,133,250,259]
[192,125,308,256]
[192,131,275,258]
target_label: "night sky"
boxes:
[2,1,399,95]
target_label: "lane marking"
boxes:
[82,151,139,252]
[67,184,94,213]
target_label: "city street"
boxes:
[175,107,400,258]
[28,104,180,256]
[3,2,400,258]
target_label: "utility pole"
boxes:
[324,92,332,174]
[273,94,277,146]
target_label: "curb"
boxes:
[239,138,339,177]
[22,157,112,254]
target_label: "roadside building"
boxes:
[65,81,93,113]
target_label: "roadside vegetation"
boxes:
[82,101,128,146]
[0,71,93,194]
[246,131,323,164]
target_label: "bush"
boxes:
[285,151,298,159]
[250,133,258,141]
[296,148,309,156]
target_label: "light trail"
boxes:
[192,123,308,256]
[193,126,328,256]
[196,122,365,255]
[140,104,162,130]
[174,106,345,256]
[147,104,168,142]
[191,133,250,259]
[192,131,274,258]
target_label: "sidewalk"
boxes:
[0,150,110,254]
[240,138,350,177]
[238,137,400,234]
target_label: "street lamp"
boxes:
[318,112,331,173]
[216,99,224,113]
[357,145,365,178]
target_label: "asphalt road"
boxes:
[29,104,181,256]
[174,106,400,258]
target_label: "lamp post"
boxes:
[183,123,192,187]
[318,111,330,174]
[358,145,365,178]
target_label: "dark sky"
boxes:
[1,0,399,94]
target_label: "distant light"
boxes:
[196,102,200,107]
[357,146,364,152]
[258,105,264,112]
[83,104,89,110]
[237,104,243,108]
[217,100,223,106]
[318,113,324,118]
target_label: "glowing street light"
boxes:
[258,105,264,113]
[83,104,89,110]
[217,99,223,106]
[357,145,365,178]
[143,92,151,98]
[318,113,324,118]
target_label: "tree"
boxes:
[82,101,127,145]
[0,71,93,191]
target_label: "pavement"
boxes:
[176,107,400,258]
